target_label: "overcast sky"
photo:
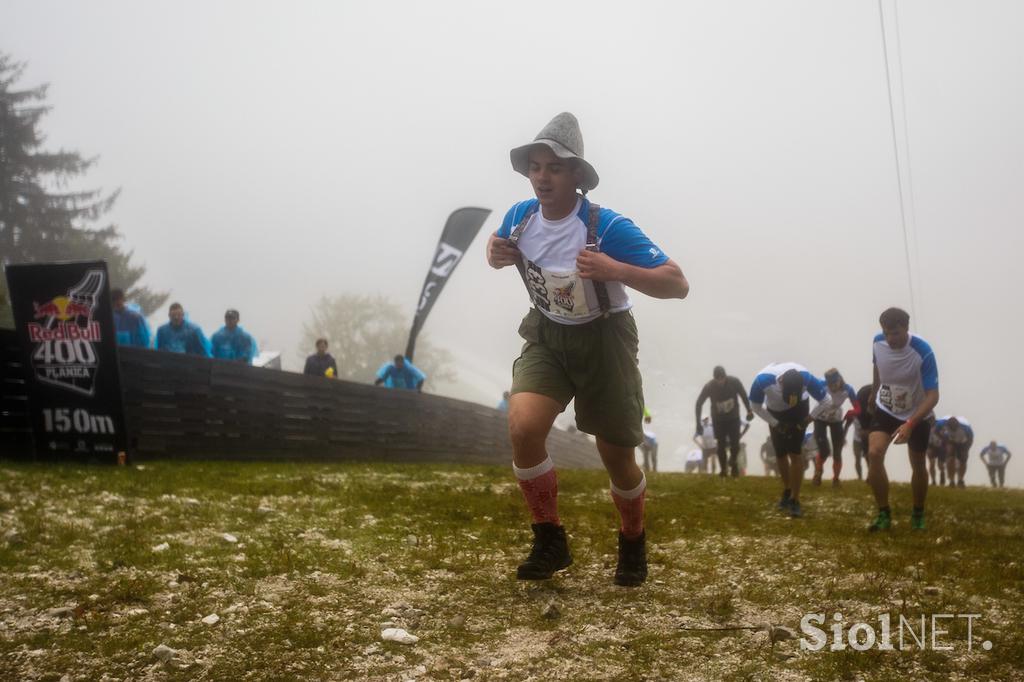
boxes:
[3,0,1022,485]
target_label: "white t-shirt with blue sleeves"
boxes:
[497,197,668,325]
[748,362,833,427]
[935,416,973,446]
[816,382,859,423]
[872,333,938,421]
[981,443,1011,466]
[748,362,829,412]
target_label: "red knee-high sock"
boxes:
[610,474,646,540]
[513,457,560,525]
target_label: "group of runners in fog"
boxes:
[488,112,1008,587]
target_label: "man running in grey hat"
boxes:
[487,112,689,586]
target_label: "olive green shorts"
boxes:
[511,308,645,447]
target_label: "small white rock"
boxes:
[221,533,238,544]
[381,628,418,644]
[201,614,220,626]
[153,644,176,663]
[152,542,170,553]
[183,498,201,507]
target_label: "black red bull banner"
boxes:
[4,261,127,461]
[405,207,491,360]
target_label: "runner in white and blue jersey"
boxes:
[925,426,949,487]
[487,112,689,587]
[934,416,974,489]
[749,362,833,518]
[866,307,939,531]
[980,440,1012,488]
[811,368,861,488]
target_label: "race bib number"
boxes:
[715,398,736,414]
[523,260,593,319]
[987,450,1006,465]
[946,429,969,445]
[878,384,911,413]
[818,404,843,422]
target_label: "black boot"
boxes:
[614,531,648,587]
[516,523,572,580]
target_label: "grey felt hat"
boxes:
[510,112,599,192]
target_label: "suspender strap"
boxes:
[585,203,611,316]
[509,199,611,317]
[509,204,539,304]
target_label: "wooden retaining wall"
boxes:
[0,329,599,468]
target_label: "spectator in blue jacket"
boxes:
[211,309,258,364]
[155,302,211,357]
[375,355,426,391]
[111,288,151,348]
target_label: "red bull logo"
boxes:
[33,300,61,319]
[33,296,93,322]
[27,321,102,342]
[29,295,101,342]
[14,266,108,398]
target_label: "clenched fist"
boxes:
[576,249,623,281]
[487,235,521,269]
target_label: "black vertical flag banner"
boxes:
[4,261,128,462]
[405,207,491,361]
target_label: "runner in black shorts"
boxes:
[934,416,973,488]
[811,368,861,487]
[843,384,873,481]
[925,427,948,486]
[749,363,833,518]
[866,307,939,532]
[695,366,754,478]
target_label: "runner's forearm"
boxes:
[694,389,708,427]
[751,403,777,427]
[617,260,688,299]
[905,389,939,427]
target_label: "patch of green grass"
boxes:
[0,460,1021,680]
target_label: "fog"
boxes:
[3,0,1022,485]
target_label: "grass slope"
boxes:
[0,461,1021,681]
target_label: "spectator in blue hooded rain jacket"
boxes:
[211,309,258,364]
[155,302,211,357]
[111,288,151,348]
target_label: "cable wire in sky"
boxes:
[878,0,920,323]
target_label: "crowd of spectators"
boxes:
[113,292,257,364]
[115,292,432,391]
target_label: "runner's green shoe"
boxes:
[911,510,926,531]
[868,509,892,532]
